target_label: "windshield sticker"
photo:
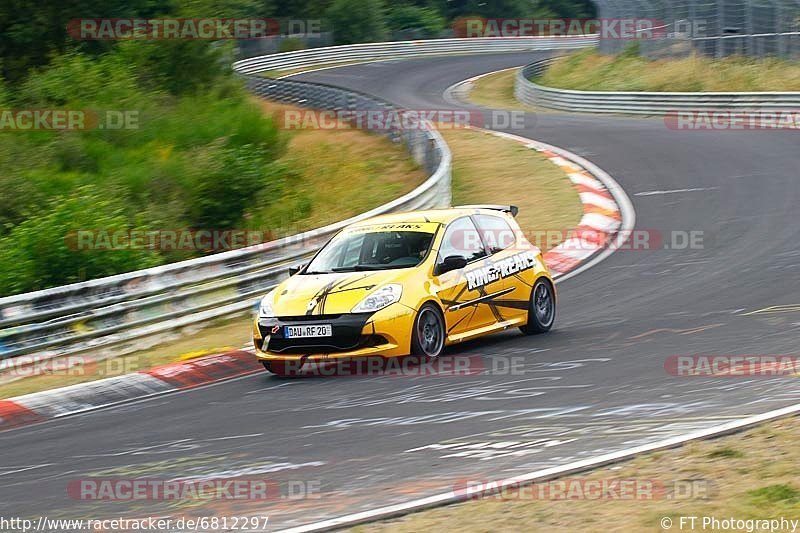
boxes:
[345,222,438,234]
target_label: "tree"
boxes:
[326,0,388,44]
[387,5,445,38]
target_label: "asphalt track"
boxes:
[1,52,799,530]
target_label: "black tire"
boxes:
[262,360,303,377]
[519,278,556,335]
[411,303,446,358]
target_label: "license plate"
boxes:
[284,324,332,338]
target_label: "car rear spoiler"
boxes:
[455,204,519,217]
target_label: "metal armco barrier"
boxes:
[0,37,596,365]
[515,57,800,115]
[232,36,598,73]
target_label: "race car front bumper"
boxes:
[253,303,416,362]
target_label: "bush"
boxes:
[0,186,162,294]
[0,41,292,295]
[183,144,288,230]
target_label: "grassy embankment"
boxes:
[538,49,800,92]
[465,49,800,115]
[353,415,800,532]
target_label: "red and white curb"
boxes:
[539,146,622,278]
[0,350,261,431]
[469,128,635,282]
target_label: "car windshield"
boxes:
[304,228,435,274]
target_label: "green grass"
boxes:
[466,68,534,111]
[253,99,425,233]
[748,484,800,504]
[443,128,582,248]
[536,49,800,92]
[707,447,744,459]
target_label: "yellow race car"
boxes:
[253,205,556,376]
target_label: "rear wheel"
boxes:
[411,303,445,358]
[520,278,556,335]
[262,360,303,377]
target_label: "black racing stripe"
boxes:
[306,278,340,315]
[328,284,377,294]
[488,299,530,311]
[447,287,515,312]
[482,286,505,322]
[511,273,534,288]
[458,305,481,334]
[446,312,471,334]
[336,273,376,289]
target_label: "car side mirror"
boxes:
[437,255,468,275]
[288,263,306,276]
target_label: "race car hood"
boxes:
[270,270,409,316]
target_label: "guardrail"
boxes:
[233,36,597,73]
[0,37,596,366]
[515,57,800,115]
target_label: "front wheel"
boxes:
[411,303,445,358]
[519,278,556,335]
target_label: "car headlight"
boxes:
[352,284,403,314]
[259,293,276,318]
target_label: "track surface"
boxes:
[2,53,799,530]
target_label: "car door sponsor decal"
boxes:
[465,250,537,291]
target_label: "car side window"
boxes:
[437,217,486,268]
[474,214,516,254]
